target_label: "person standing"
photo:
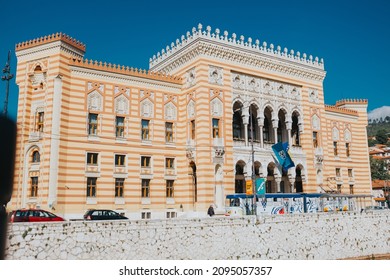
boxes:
[207,205,215,217]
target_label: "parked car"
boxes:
[83,209,128,220]
[364,206,387,212]
[9,209,65,222]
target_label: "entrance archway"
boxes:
[295,165,303,193]
[266,162,277,193]
[189,161,197,202]
[235,160,246,193]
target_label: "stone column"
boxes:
[272,119,278,144]
[274,176,282,193]
[286,120,292,146]
[288,170,296,193]
[242,111,249,146]
[258,116,264,148]
[48,75,62,209]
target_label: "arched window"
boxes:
[32,151,40,163]
[233,111,244,140]
[291,113,300,146]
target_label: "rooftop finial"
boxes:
[149,24,325,71]
[198,23,203,32]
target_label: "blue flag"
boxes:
[272,142,295,171]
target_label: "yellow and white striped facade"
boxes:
[10,25,372,219]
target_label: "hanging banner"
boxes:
[246,181,253,195]
[255,178,266,196]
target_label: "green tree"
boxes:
[370,156,390,180]
[376,129,389,144]
[368,138,378,147]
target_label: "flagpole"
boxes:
[250,105,256,215]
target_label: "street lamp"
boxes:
[2,51,14,117]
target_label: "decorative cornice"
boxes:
[16,33,86,53]
[324,105,358,116]
[150,24,326,81]
[70,57,182,85]
[335,99,368,107]
[70,66,181,93]
[16,41,85,61]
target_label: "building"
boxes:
[10,24,372,219]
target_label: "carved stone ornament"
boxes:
[186,149,194,159]
[185,68,196,88]
[214,148,225,157]
[115,95,129,115]
[210,98,223,117]
[165,102,177,120]
[141,99,154,118]
[187,100,195,118]
[332,127,340,141]
[114,86,130,96]
[308,89,319,104]
[311,114,320,130]
[344,129,351,142]
[87,90,103,111]
[247,77,261,92]
[232,74,244,90]
[209,66,223,85]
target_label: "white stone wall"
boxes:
[5,212,390,260]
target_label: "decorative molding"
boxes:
[312,114,320,130]
[150,24,326,81]
[87,90,103,111]
[16,32,86,52]
[115,94,129,115]
[141,99,154,118]
[164,102,177,120]
[332,127,340,141]
[16,41,85,61]
[71,68,181,93]
[344,129,352,142]
[114,86,130,97]
[187,100,195,119]
[70,57,182,84]
[185,68,196,88]
[210,97,223,117]
[232,73,301,101]
[308,89,319,104]
[209,66,223,85]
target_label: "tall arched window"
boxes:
[291,112,300,146]
[32,151,40,163]
[233,111,244,140]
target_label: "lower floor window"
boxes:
[166,180,174,198]
[87,177,97,197]
[30,177,38,197]
[115,178,124,197]
[141,179,150,198]
[141,211,151,219]
[166,211,176,219]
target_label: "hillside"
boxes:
[367,122,390,137]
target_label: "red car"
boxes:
[9,209,65,222]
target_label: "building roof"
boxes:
[372,179,390,189]
[16,33,86,53]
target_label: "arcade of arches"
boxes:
[232,101,304,194]
[234,161,304,194]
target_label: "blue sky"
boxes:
[1,0,389,121]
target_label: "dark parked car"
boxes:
[364,206,387,212]
[9,209,65,222]
[83,209,128,220]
